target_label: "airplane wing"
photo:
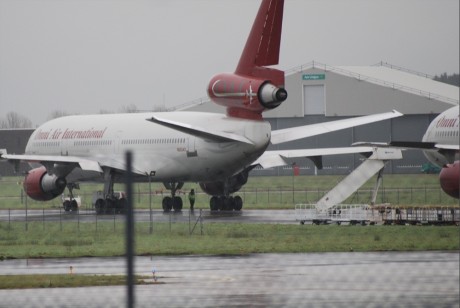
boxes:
[0,150,103,173]
[270,110,403,144]
[147,116,253,144]
[253,146,374,169]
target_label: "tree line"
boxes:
[433,73,459,87]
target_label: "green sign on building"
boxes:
[302,74,325,80]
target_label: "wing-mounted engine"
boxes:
[439,161,459,199]
[207,0,287,120]
[23,166,67,201]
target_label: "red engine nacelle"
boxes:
[207,72,287,119]
[23,167,67,201]
[439,161,460,199]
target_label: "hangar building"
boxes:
[186,61,459,175]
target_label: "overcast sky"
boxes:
[0,0,458,126]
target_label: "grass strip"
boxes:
[1,174,458,210]
[0,274,152,289]
[1,221,458,259]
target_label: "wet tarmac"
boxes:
[0,209,298,224]
[0,251,458,307]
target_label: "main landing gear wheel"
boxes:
[162,196,183,212]
[95,197,127,215]
[63,200,71,212]
[162,182,184,213]
[209,195,243,212]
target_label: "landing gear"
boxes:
[209,195,243,211]
[93,169,127,214]
[162,182,184,212]
[62,183,80,212]
[94,192,127,214]
[162,196,183,212]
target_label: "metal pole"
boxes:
[149,175,152,234]
[200,209,203,236]
[77,207,80,232]
[125,151,135,308]
[25,190,28,231]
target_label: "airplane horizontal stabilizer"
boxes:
[147,116,253,144]
[270,110,403,144]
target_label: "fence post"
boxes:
[424,185,427,203]
[25,193,28,232]
[200,209,203,236]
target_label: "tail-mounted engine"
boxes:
[207,0,287,120]
[23,166,67,201]
[207,72,287,119]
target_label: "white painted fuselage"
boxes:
[422,105,460,166]
[25,112,271,183]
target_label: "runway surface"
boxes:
[0,251,458,307]
[0,209,298,224]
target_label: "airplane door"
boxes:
[187,137,197,157]
[60,139,69,156]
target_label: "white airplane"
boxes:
[356,105,459,199]
[402,105,459,198]
[0,0,401,213]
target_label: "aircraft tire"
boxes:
[71,200,78,212]
[105,199,114,214]
[221,197,232,211]
[233,196,243,211]
[118,198,127,214]
[162,197,172,212]
[210,196,219,211]
[63,200,71,212]
[173,196,183,212]
[95,199,105,214]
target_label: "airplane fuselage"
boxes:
[422,105,460,166]
[25,112,271,183]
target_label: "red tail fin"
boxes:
[236,0,284,77]
[207,0,287,120]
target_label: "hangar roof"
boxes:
[288,61,459,106]
[179,61,459,114]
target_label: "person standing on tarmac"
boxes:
[188,189,196,211]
